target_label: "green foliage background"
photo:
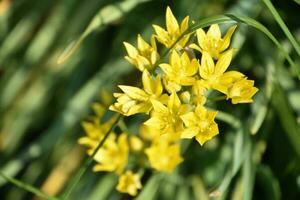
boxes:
[0,0,299,199]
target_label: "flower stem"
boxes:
[207,95,227,102]
[61,114,122,200]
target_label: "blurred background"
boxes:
[0,0,299,199]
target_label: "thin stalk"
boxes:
[61,114,121,200]
[207,95,227,102]
[262,0,300,57]
[0,171,58,200]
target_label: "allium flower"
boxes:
[124,35,159,71]
[116,170,142,196]
[190,24,237,59]
[109,70,168,116]
[191,80,207,105]
[129,135,144,152]
[79,103,117,155]
[153,7,190,48]
[181,105,219,145]
[159,50,199,92]
[223,76,258,104]
[144,92,189,139]
[212,70,258,104]
[199,49,234,88]
[145,139,183,173]
[93,133,129,175]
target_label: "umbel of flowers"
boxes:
[79,7,258,197]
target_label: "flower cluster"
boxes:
[79,101,143,196]
[110,7,258,146]
[79,6,258,197]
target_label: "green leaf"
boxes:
[250,62,275,134]
[262,0,300,57]
[225,14,300,79]
[271,84,300,157]
[0,171,58,200]
[191,176,209,200]
[294,0,300,5]
[135,174,163,200]
[256,165,281,200]
[176,185,191,200]
[87,174,117,200]
[57,0,151,64]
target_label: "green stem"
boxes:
[207,95,227,102]
[0,171,58,200]
[61,114,121,200]
[262,0,300,57]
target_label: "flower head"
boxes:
[153,6,190,48]
[190,24,237,59]
[144,92,189,140]
[199,49,234,89]
[93,133,129,175]
[181,105,218,145]
[145,139,183,173]
[226,76,258,104]
[79,103,117,155]
[159,51,199,91]
[109,70,168,116]
[116,170,142,196]
[124,35,159,71]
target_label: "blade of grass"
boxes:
[135,173,164,200]
[250,61,275,134]
[256,165,281,200]
[262,0,300,57]
[215,129,247,200]
[60,114,121,200]
[294,0,300,5]
[241,141,253,200]
[225,14,300,79]
[272,83,300,157]
[57,0,151,64]
[216,111,242,129]
[0,171,58,200]
[191,176,209,200]
[87,174,117,200]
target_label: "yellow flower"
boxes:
[199,49,234,89]
[212,71,258,104]
[153,6,190,48]
[109,70,168,116]
[93,133,129,175]
[190,24,237,59]
[116,170,142,196]
[78,104,117,155]
[124,35,159,71]
[145,139,183,173]
[139,124,160,141]
[228,78,258,104]
[191,80,207,105]
[159,51,199,91]
[144,92,189,140]
[181,105,218,145]
[179,91,191,104]
[129,135,144,152]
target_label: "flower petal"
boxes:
[118,85,148,101]
[215,49,234,75]
[207,24,221,41]
[166,6,179,34]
